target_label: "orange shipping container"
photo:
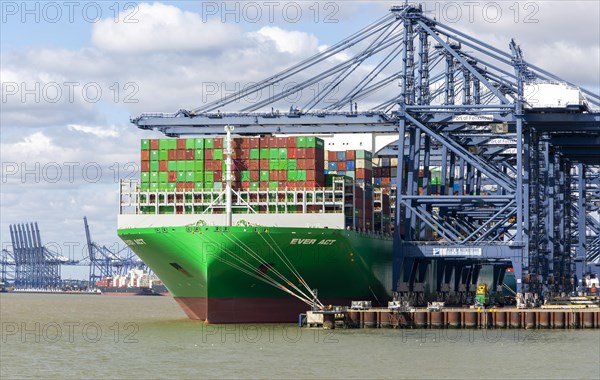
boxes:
[141,151,150,161]
[150,139,159,149]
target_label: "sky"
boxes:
[1,1,599,279]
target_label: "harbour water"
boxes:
[1,293,599,379]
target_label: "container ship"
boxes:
[95,269,170,296]
[118,134,402,323]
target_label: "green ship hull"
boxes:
[118,225,393,323]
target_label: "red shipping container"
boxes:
[328,151,337,161]
[249,137,260,148]
[185,149,195,160]
[186,182,195,190]
[305,148,316,158]
[240,150,250,160]
[168,150,177,160]
[150,139,159,149]
[141,151,150,161]
[176,183,186,190]
[168,172,177,182]
[288,149,297,159]
[205,150,213,160]
[241,138,251,149]
[177,139,186,149]
[346,150,355,160]
[304,181,316,188]
[214,138,223,149]
[250,171,259,181]
[176,150,185,160]
[278,171,287,180]
[338,162,346,171]
[214,172,222,182]
[268,137,277,147]
[159,161,168,171]
[249,160,260,171]
[270,171,278,180]
[278,181,287,188]
[260,159,269,169]
[286,137,296,148]
[141,161,150,171]
[277,137,287,147]
[306,170,316,181]
[296,148,305,159]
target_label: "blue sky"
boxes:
[1,1,599,279]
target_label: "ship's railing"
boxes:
[119,178,348,216]
[119,178,394,234]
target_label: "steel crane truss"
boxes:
[131,5,600,296]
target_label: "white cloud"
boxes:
[91,2,244,53]
[67,124,119,138]
[252,26,319,55]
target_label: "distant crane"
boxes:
[8,222,75,289]
[83,217,146,287]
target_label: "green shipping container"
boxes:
[150,161,159,172]
[186,139,195,149]
[288,170,297,180]
[168,139,177,150]
[168,161,177,171]
[186,171,195,181]
[141,172,150,183]
[159,139,169,150]
[241,171,250,181]
[194,139,204,149]
[195,149,204,160]
[194,172,203,182]
[177,171,185,181]
[269,148,278,158]
[269,181,278,190]
[297,170,306,181]
[270,160,279,170]
[141,139,150,150]
[159,150,168,160]
[260,170,269,181]
[167,183,177,190]
[185,161,195,171]
[150,150,159,161]
[159,172,168,182]
[158,182,168,191]
[278,148,288,159]
[296,136,306,148]
[194,183,204,190]
[177,161,186,171]
[205,138,214,149]
[150,183,159,190]
[213,149,223,160]
[250,149,260,159]
[260,148,269,159]
[140,183,149,191]
[287,160,297,170]
[194,161,204,171]
[205,172,214,183]
[250,182,259,190]
[278,160,288,170]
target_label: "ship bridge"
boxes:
[130,4,599,298]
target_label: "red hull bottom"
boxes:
[174,297,356,323]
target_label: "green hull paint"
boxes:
[118,226,393,303]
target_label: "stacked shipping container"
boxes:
[139,137,395,233]
[140,136,326,192]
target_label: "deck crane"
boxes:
[127,4,599,298]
